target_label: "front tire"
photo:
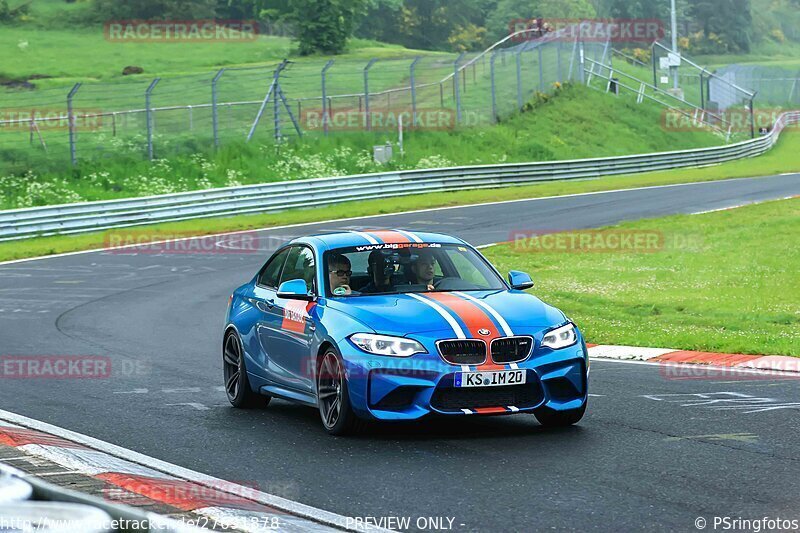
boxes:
[317,348,361,436]
[223,331,269,409]
[534,402,586,427]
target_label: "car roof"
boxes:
[292,230,468,250]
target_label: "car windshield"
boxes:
[324,243,506,297]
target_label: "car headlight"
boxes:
[349,333,426,357]
[541,323,578,350]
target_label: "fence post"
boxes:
[515,48,523,109]
[321,60,334,136]
[364,58,378,131]
[568,35,578,81]
[454,52,465,125]
[212,68,225,148]
[699,71,705,110]
[274,68,281,141]
[145,78,160,161]
[490,51,498,122]
[188,105,193,131]
[556,41,562,83]
[410,56,422,127]
[578,38,586,85]
[651,42,658,87]
[749,94,757,139]
[538,45,544,92]
[67,83,81,166]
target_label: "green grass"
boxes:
[482,197,800,357]
[2,129,798,264]
[0,84,727,209]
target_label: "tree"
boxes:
[289,0,368,55]
[487,0,596,41]
[687,0,752,52]
[91,0,217,21]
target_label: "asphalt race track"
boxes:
[1,175,799,531]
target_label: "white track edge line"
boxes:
[0,176,787,266]
[0,408,384,533]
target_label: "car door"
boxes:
[251,247,291,381]
[265,245,318,393]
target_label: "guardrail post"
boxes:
[67,83,81,166]
[490,51,498,122]
[321,60,334,136]
[212,68,225,148]
[364,58,378,131]
[454,52,465,124]
[145,78,160,161]
[410,56,422,128]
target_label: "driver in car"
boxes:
[409,249,436,291]
[362,250,395,294]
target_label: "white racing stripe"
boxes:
[347,231,379,245]
[460,365,470,372]
[509,363,519,370]
[452,291,514,337]
[407,294,466,339]
[508,406,520,412]
[461,409,473,415]
[394,229,423,243]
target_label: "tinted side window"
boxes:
[258,248,290,288]
[279,246,316,294]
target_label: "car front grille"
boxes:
[491,336,534,364]
[437,340,486,365]
[430,380,544,412]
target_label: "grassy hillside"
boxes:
[0,84,727,209]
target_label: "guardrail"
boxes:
[1,111,797,241]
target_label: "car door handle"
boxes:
[265,298,274,309]
[253,299,274,313]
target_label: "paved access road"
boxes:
[1,175,799,531]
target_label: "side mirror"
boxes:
[277,279,314,301]
[508,270,534,290]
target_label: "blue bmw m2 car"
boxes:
[223,230,588,435]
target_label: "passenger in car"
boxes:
[327,254,355,296]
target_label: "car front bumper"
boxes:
[340,337,589,421]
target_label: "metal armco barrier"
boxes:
[1,112,797,241]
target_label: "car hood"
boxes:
[324,290,566,337]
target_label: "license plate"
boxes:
[454,370,526,388]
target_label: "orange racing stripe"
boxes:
[424,292,505,371]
